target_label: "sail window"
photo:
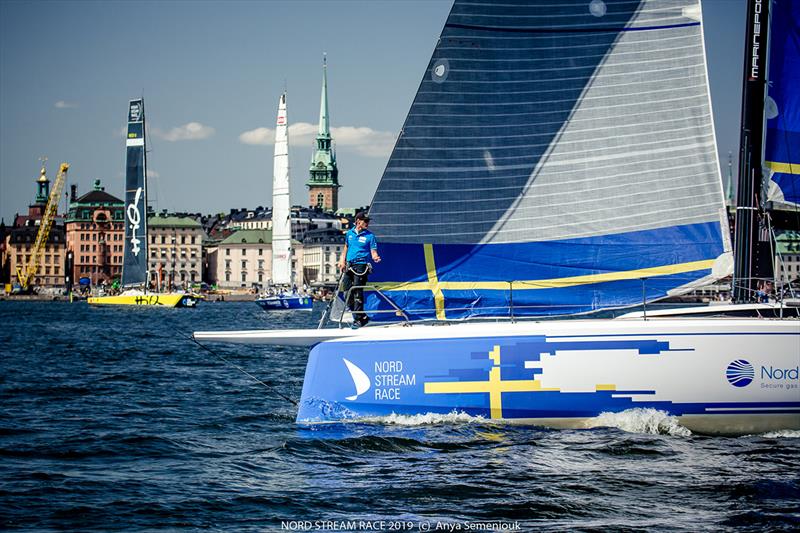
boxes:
[589,0,606,17]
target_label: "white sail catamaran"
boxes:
[256,92,312,311]
[197,0,799,435]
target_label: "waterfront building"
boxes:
[0,220,9,285]
[64,180,124,286]
[5,165,67,288]
[774,230,800,290]
[302,228,345,286]
[306,57,340,212]
[222,206,344,243]
[215,229,304,289]
[148,213,204,289]
[7,225,66,289]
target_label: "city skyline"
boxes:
[1,0,746,222]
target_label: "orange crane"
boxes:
[15,162,70,291]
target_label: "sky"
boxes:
[0,0,747,223]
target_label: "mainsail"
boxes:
[271,92,292,286]
[121,98,150,287]
[367,0,731,320]
[764,0,799,209]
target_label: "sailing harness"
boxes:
[346,262,372,276]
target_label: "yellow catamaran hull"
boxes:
[87,293,194,307]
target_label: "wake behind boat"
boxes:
[193,0,799,435]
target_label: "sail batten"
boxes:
[367,0,729,320]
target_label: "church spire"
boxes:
[318,53,330,137]
[306,54,340,212]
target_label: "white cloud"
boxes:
[239,127,274,145]
[331,126,396,157]
[239,122,396,157]
[153,122,215,142]
[146,169,160,179]
[54,100,78,109]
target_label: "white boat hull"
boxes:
[194,318,799,435]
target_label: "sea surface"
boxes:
[1,300,798,532]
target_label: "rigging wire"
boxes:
[178,330,299,407]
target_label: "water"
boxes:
[1,301,798,531]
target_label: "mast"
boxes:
[271,92,292,286]
[733,0,772,302]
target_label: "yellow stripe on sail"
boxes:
[766,161,800,175]
[423,243,447,320]
[372,258,716,292]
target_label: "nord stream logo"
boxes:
[726,359,755,388]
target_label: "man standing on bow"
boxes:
[339,212,381,328]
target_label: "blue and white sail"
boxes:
[764,0,800,209]
[366,0,732,320]
[121,98,149,287]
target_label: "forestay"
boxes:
[367,0,731,320]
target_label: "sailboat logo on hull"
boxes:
[726,359,755,388]
[343,358,370,401]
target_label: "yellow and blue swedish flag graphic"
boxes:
[296,333,799,423]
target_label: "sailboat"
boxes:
[88,98,197,307]
[195,0,799,435]
[255,92,313,311]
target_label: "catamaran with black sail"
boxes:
[89,99,198,307]
[195,0,799,435]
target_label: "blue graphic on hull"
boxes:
[296,335,800,423]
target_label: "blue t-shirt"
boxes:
[345,228,377,263]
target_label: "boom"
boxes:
[16,162,69,290]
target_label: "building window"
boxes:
[226,273,231,282]
[226,248,231,256]
[181,236,186,244]
[241,272,246,283]
[191,236,196,244]
[241,260,247,269]
[161,235,166,244]
[316,192,325,208]
[259,248,263,256]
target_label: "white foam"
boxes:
[589,408,692,436]
[363,411,487,426]
[757,429,800,439]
